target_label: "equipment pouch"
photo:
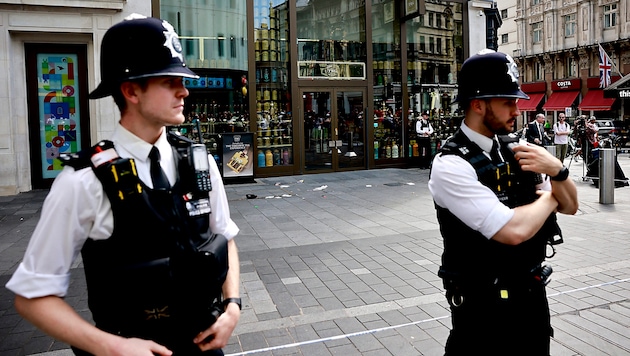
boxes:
[170,234,229,338]
[195,233,230,285]
[94,158,143,202]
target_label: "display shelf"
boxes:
[257,144,293,149]
[254,1,292,168]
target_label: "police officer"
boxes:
[416,110,434,168]
[6,15,241,355]
[428,50,578,355]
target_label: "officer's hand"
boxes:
[193,303,240,351]
[512,143,563,177]
[104,336,172,356]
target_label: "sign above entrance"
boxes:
[403,0,426,19]
[298,61,366,80]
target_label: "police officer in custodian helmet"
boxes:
[428,49,578,355]
[7,15,241,355]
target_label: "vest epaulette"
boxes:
[439,131,496,177]
[58,142,104,170]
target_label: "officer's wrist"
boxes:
[223,297,242,311]
[550,165,569,181]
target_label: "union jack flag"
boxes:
[598,44,612,88]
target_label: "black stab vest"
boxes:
[61,137,228,349]
[436,130,558,280]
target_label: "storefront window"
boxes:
[372,0,403,160]
[295,0,367,79]
[162,1,250,166]
[406,3,463,155]
[161,1,248,71]
[254,0,292,167]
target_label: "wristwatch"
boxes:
[223,297,242,310]
[550,166,569,181]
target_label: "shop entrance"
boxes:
[301,89,366,172]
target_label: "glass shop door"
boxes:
[301,88,366,172]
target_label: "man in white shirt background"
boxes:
[553,113,571,161]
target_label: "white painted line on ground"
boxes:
[226,315,449,356]
[226,276,630,356]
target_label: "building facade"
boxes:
[497,0,518,59]
[1,0,505,195]
[0,1,151,195]
[505,0,629,128]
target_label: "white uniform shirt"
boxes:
[416,118,434,136]
[429,123,550,239]
[6,123,239,299]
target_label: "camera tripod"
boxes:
[566,128,589,181]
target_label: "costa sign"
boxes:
[552,79,579,90]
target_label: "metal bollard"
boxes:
[599,148,615,204]
[545,145,556,158]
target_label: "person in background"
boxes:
[6,15,241,356]
[429,49,578,356]
[586,116,599,145]
[526,113,547,146]
[553,113,571,161]
[416,110,434,168]
[585,116,599,163]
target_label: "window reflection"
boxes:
[373,0,403,160]
[255,0,292,167]
[163,1,250,161]
[405,2,464,160]
[296,0,367,79]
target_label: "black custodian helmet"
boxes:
[89,14,199,99]
[456,49,529,103]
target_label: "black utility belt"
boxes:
[440,265,552,307]
[440,265,551,288]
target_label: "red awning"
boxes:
[578,90,616,111]
[517,93,545,111]
[542,91,579,111]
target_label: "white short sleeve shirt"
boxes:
[6,124,239,299]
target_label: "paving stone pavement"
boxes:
[1,154,630,356]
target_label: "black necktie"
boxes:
[149,146,170,190]
[490,139,503,164]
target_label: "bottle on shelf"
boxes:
[265,149,273,167]
[282,148,289,165]
[273,149,281,165]
[392,141,399,158]
[385,142,392,158]
[258,150,266,167]
[374,140,379,159]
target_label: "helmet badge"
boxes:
[161,20,184,63]
[505,54,519,84]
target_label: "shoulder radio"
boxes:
[191,143,212,193]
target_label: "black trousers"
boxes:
[418,137,432,168]
[444,283,552,356]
